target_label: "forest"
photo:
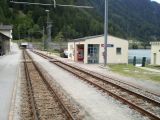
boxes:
[0,0,160,43]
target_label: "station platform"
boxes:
[0,43,21,120]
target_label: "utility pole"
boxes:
[42,26,45,50]
[45,10,52,50]
[10,0,93,53]
[18,29,20,40]
[104,0,108,66]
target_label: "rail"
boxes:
[23,50,75,120]
[32,50,160,120]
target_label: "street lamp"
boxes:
[104,0,108,66]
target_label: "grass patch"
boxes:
[146,65,160,70]
[108,64,160,82]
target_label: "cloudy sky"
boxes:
[151,0,160,3]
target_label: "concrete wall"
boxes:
[0,29,12,52]
[0,36,10,55]
[151,42,160,65]
[0,30,12,39]
[68,35,128,64]
[107,36,128,64]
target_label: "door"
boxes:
[88,44,99,64]
[77,45,84,62]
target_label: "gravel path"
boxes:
[12,63,32,120]
[0,43,21,120]
[43,52,160,95]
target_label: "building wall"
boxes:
[68,41,85,62]
[3,40,10,54]
[0,30,12,39]
[68,35,128,64]
[107,36,128,64]
[0,36,10,55]
[151,42,160,65]
[0,29,12,52]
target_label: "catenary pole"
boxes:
[42,26,45,50]
[104,0,108,66]
[45,10,52,50]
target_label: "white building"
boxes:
[68,35,128,64]
[0,25,12,41]
[0,25,12,54]
[20,42,33,49]
[150,42,160,65]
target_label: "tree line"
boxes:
[0,0,160,44]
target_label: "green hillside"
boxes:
[0,0,160,43]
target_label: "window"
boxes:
[116,48,122,55]
[88,44,99,64]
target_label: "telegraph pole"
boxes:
[45,10,52,50]
[104,0,108,66]
[10,0,93,52]
[42,26,45,50]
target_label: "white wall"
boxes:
[0,29,12,52]
[68,42,75,61]
[68,41,85,62]
[107,36,128,64]
[68,35,128,64]
[151,42,160,65]
[0,30,12,39]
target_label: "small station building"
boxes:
[0,25,12,55]
[150,42,160,65]
[68,35,128,64]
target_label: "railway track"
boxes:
[32,50,160,120]
[23,50,80,120]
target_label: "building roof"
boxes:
[21,42,29,46]
[72,35,103,42]
[0,32,10,39]
[69,34,128,42]
[150,41,160,45]
[0,25,12,30]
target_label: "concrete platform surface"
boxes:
[0,43,21,120]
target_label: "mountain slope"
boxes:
[87,0,160,41]
[0,0,160,42]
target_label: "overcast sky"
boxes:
[151,0,160,3]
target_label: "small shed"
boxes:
[68,35,128,64]
[150,42,160,65]
[20,42,33,49]
[0,32,10,55]
[20,42,29,49]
